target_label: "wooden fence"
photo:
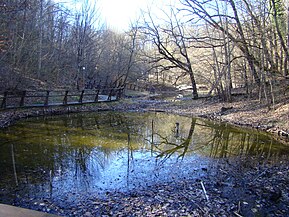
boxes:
[0,87,124,109]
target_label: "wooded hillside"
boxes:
[1,0,288,107]
[0,0,147,91]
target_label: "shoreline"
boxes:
[1,97,288,145]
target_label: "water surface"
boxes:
[0,112,288,203]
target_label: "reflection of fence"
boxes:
[0,88,124,109]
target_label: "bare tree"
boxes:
[142,8,199,99]
[181,0,262,85]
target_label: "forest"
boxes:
[0,0,288,105]
[0,1,289,216]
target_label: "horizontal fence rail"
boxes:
[0,88,124,109]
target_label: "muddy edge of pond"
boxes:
[0,97,289,145]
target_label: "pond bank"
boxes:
[144,96,289,144]
[1,96,288,144]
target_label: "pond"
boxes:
[0,112,288,206]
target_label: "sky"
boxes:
[100,0,180,31]
[98,0,150,30]
[56,0,177,31]
[99,0,179,31]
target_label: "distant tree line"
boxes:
[1,0,288,106]
[141,0,289,104]
[0,0,148,90]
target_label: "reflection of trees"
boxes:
[199,121,288,159]
[11,144,18,186]
[152,118,197,160]
[0,111,150,194]
[1,111,288,198]
[207,126,230,158]
[126,133,134,188]
[150,117,289,161]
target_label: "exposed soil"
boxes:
[0,95,289,216]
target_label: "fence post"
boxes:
[79,90,84,103]
[20,91,26,107]
[44,91,50,106]
[94,89,100,102]
[63,91,68,105]
[1,91,7,109]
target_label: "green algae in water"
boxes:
[0,112,288,203]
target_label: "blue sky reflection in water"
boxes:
[0,112,288,203]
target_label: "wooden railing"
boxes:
[0,87,124,109]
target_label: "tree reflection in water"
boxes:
[150,117,288,162]
[0,112,288,204]
[152,118,196,161]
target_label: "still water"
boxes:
[0,112,288,203]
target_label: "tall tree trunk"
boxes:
[188,68,198,99]
[287,6,289,76]
[223,3,232,102]
[38,0,43,80]
[228,0,260,85]
[271,0,289,76]
[123,26,138,86]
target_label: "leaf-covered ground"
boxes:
[12,157,289,216]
